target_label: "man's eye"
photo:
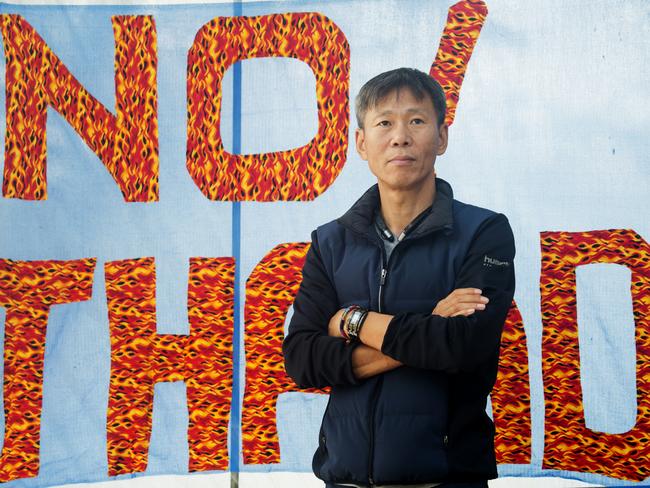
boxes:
[411,118,425,125]
[377,120,390,127]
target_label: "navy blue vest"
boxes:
[312,181,496,485]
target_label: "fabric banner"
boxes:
[0,0,648,486]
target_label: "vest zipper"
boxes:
[367,374,383,486]
[363,211,440,485]
[369,243,390,486]
[378,268,387,313]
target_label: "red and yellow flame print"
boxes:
[540,229,650,481]
[186,13,349,201]
[242,243,328,464]
[430,0,488,127]
[0,15,159,201]
[492,301,532,464]
[104,257,234,475]
[0,258,96,483]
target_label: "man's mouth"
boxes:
[388,156,415,165]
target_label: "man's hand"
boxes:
[432,288,488,317]
[328,309,345,338]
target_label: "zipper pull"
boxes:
[380,268,387,285]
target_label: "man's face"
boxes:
[355,89,448,194]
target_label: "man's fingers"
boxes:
[450,288,483,296]
[438,297,487,316]
[448,289,488,301]
[432,289,489,317]
[453,296,488,305]
[451,308,476,317]
[447,303,483,315]
[448,297,488,308]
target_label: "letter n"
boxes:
[104,257,234,475]
[540,229,650,481]
[0,258,96,482]
[0,15,158,201]
[186,13,350,201]
[242,243,328,463]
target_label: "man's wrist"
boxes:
[340,305,369,342]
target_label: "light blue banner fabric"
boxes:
[0,1,649,487]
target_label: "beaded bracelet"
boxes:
[339,305,359,341]
[346,308,368,340]
[339,305,368,342]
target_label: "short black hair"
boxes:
[355,67,447,128]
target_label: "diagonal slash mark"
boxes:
[430,0,488,127]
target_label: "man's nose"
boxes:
[390,124,412,146]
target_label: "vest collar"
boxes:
[338,178,455,239]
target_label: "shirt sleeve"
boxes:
[282,231,361,388]
[380,213,516,373]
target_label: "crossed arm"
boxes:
[329,288,490,379]
[283,214,515,389]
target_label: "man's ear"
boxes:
[436,124,449,156]
[355,128,368,161]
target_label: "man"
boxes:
[283,67,515,488]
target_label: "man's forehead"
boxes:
[373,106,430,116]
[367,88,435,115]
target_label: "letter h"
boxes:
[104,257,234,475]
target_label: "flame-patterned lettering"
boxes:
[492,301,532,464]
[430,0,487,126]
[186,13,349,201]
[0,258,96,482]
[104,257,234,475]
[242,243,328,464]
[540,229,650,481]
[0,15,159,201]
